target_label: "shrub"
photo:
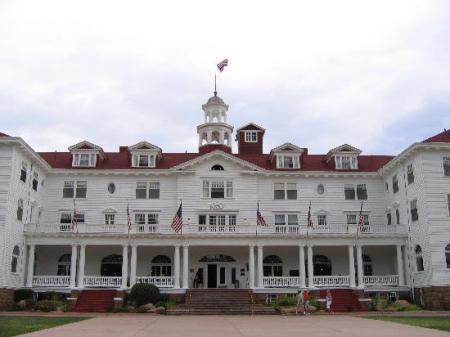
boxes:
[155,300,176,309]
[271,295,297,308]
[128,283,161,307]
[14,289,34,302]
[35,300,60,312]
[38,291,67,302]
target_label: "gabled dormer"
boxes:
[68,140,105,168]
[129,141,162,168]
[325,144,362,170]
[269,143,306,169]
[236,123,265,154]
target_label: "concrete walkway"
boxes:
[17,315,450,337]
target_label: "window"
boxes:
[385,183,389,191]
[317,214,327,226]
[274,183,297,200]
[362,254,373,276]
[317,184,325,195]
[108,182,116,194]
[244,131,258,142]
[415,245,424,272]
[344,185,356,200]
[444,157,450,176]
[396,209,400,225]
[132,154,156,168]
[287,214,298,226]
[63,181,74,198]
[105,214,115,225]
[347,214,357,224]
[135,213,146,224]
[57,254,71,276]
[276,155,299,169]
[63,181,87,198]
[60,213,72,224]
[148,213,158,224]
[447,195,450,216]
[72,153,96,167]
[275,214,286,226]
[356,184,368,200]
[135,213,158,227]
[202,179,233,198]
[211,164,224,171]
[445,244,450,269]
[17,199,23,221]
[74,213,85,223]
[148,182,160,199]
[410,199,418,222]
[393,175,399,193]
[136,182,147,199]
[387,212,392,225]
[136,182,160,199]
[263,255,283,276]
[20,163,27,182]
[151,255,172,276]
[76,181,87,198]
[32,172,38,191]
[11,246,20,273]
[407,164,415,184]
[335,156,357,169]
[197,214,237,231]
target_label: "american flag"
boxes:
[358,201,365,232]
[217,59,229,72]
[257,201,267,226]
[127,202,132,233]
[307,201,313,227]
[171,202,183,233]
[71,199,77,232]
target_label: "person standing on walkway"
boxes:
[325,289,333,314]
[303,290,310,315]
[296,290,304,315]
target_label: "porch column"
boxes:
[299,245,306,288]
[174,245,180,288]
[70,244,78,288]
[130,245,137,287]
[121,245,129,289]
[77,244,86,289]
[356,245,364,287]
[307,245,314,287]
[182,245,189,288]
[348,245,356,287]
[397,245,405,286]
[257,245,263,288]
[248,245,255,288]
[26,244,35,287]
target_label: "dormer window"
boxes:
[128,141,162,168]
[270,143,305,170]
[69,141,105,168]
[326,144,361,170]
[133,154,156,168]
[245,131,258,142]
[72,153,97,167]
[335,155,358,170]
[277,155,299,169]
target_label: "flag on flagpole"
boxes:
[358,201,365,233]
[171,202,183,233]
[71,199,77,232]
[307,201,314,227]
[257,201,268,226]
[127,202,132,233]
[217,59,229,72]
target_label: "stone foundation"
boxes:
[0,288,14,310]
[421,286,450,310]
[168,293,185,304]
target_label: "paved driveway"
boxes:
[20,315,450,337]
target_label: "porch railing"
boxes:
[136,276,174,288]
[32,275,70,287]
[313,275,350,287]
[83,276,122,288]
[263,276,300,288]
[363,275,399,286]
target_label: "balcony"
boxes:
[262,275,400,288]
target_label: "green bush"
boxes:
[155,300,176,309]
[38,292,67,302]
[14,289,34,302]
[35,300,60,312]
[128,283,161,307]
[271,295,298,308]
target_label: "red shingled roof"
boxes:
[423,129,450,143]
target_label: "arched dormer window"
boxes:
[263,255,283,276]
[415,245,424,272]
[57,254,72,276]
[151,255,172,276]
[362,254,373,276]
[11,246,20,273]
[445,244,450,269]
[211,164,224,171]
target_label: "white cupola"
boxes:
[197,92,234,151]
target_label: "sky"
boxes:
[0,0,449,155]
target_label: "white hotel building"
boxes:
[0,93,450,310]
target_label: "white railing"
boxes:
[358,224,407,234]
[198,224,236,233]
[24,223,159,234]
[32,275,70,287]
[136,276,174,288]
[183,224,256,234]
[83,276,122,288]
[363,275,399,286]
[313,275,350,287]
[263,276,300,288]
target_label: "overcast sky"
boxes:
[0,0,449,155]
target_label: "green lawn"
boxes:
[0,316,89,337]
[365,316,450,332]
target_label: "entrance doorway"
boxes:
[207,264,217,288]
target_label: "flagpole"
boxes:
[214,73,217,96]
[180,199,183,237]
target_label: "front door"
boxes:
[207,264,217,288]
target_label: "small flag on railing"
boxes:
[217,59,229,72]
[71,199,77,232]
[171,202,183,233]
[307,201,313,227]
[127,202,132,233]
[257,201,268,226]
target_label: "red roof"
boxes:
[423,129,450,143]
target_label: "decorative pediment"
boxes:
[326,144,361,160]
[68,140,105,167]
[128,141,162,152]
[270,142,305,154]
[236,123,266,132]
[325,144,362,170]
[68,140,104,152]
[129,141,162,168]
[102,207,118,214]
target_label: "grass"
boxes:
[0,316,90,337]
[365,316,450,332]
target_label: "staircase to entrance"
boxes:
[72,290,117,312]
[167,289,276,315]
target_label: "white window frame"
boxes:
[273,182,297,200]
[444,156,450,177]
[136,181,160,199]
[317,214,327,226]
[244,131,258,143]
[105,214,115,225]
[335,155,358,170]
[132,153,156,168]
[276,155,300,169]
[72,152,97,167]
[202,179,233,199]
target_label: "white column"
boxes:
[70,245,78,288]
[307,245,314,287]
[182,245,189,288]
[356,245,364,287]
[121,245,129,289]
[349,245,356,287]
[299,245,306,288]
[174,245,180,288]
[257,245,263,288]
[130,245,137,287]
[26,244,35,287]
[77,244,86,289]
[248,245,255,288]
[397,245,405,286]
